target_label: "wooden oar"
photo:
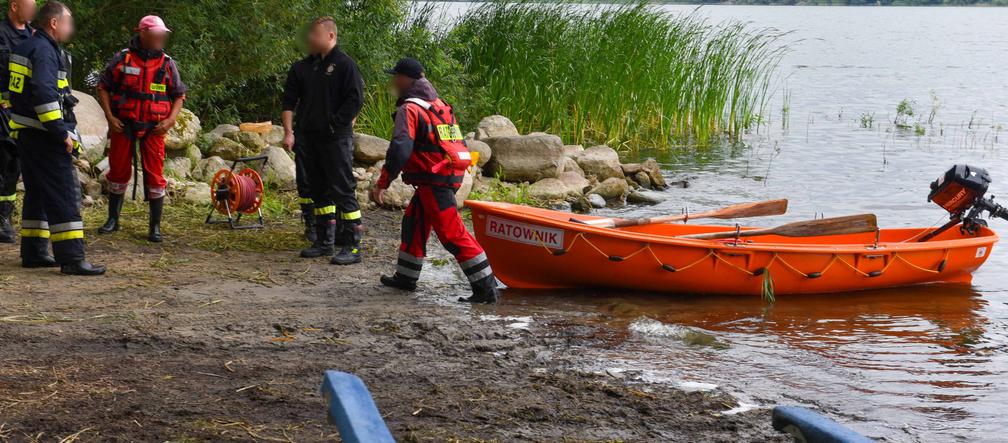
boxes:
[573,199,788,229]
[679,214,878,241]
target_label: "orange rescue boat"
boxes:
[465,201,998,296]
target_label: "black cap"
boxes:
[384,57,424,79]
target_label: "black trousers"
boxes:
[301,132,361,245]
[0,140,18,205]
[293,138,312,206]
[18,129,85,263]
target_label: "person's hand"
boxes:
[63,134,74,154]
[107,115,125,133]
[370,186,386,207]
[153,116,177,135]
[283,132,295,151]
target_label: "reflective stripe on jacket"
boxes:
[7,30,72,138]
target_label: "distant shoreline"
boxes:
[426,1,1007,6]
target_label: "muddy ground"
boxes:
[0,203,786,442]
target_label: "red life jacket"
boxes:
[400,98,472,188]
[108,49,175,123]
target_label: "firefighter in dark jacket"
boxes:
[281,17,365,265]
[9,1,103,275]
[372,58,499,304]
[96,15,186,243]
[0,0,35,244]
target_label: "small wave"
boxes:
[480,315,533,330]
[628,317,693,338]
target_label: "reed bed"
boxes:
[448,2,786,149]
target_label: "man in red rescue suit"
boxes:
[371,58,499,304]
[9,1,104,275]
[96,15,186,243]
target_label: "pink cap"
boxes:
[137,15,170,34]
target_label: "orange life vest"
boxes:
[109,49,175,123]
[400,97,471,188]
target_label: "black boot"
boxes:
[380,274,417,291]
[459,275,501,304]
[148,197,163,243]
[331,224,363,265]
[300,218,335,258]
[22,255,57,268]
[61,260,107,276]
[20,236,56,268]
[0,201,14,244]
[301,204,316,243]
[98,193,124,234]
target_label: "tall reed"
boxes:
[448,2,786,149]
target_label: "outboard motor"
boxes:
[921,164,1008,241]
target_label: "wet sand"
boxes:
[0,210,784,441]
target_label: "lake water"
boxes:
[427,4,1008,441]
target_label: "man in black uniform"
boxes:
[9,1,103,274]
[0,0,35,243]
[281,17,365,265]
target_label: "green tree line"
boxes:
[65,0,462,134]
[60,1,784,149]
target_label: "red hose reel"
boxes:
[205,155,268,229]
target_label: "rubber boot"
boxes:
[380,274,417,291]
[459,274,500,304]
[20,237,56,268]
[301,204,316,243]
[61,260,107,276]
[148,197,163,243]
[98,193,124,234]
[300,218,335,258]
[331,224,363,265]
[0,201,15,244]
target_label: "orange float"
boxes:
[465,201,998,296]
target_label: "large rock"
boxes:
[370,161,415,209]
[209,124,240,138]
[628,190,667,205]
[483,134,564,182]
[254,146,297,191]
[475,115,519,140]
[466,139,492,167]
[641,158,667,189]
[576,145,624,181]
[78,172,102,200]
[71,90,107,154]
[353,133,388,164]
[225,131,268,153]
[267,125,285,146]
[557,171,590,198]
[587,193,607,208]
[207,136,247,161]
[527,178,568,202]
[165,108,201,151]
[164,157,192,180]
[563,144,584,157]
[181,181,212,205]
[196,156,230,182]
[562,157,584,176]
[589,177,629,202]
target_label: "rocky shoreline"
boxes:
[68,91,677,213]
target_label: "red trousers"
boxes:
[395,185,492,284]
[107,130,167,199]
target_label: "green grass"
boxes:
[447,1,786,149]
[78,192,305,253]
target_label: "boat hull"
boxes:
[465,201,999,296]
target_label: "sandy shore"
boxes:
[0,207,785,441]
